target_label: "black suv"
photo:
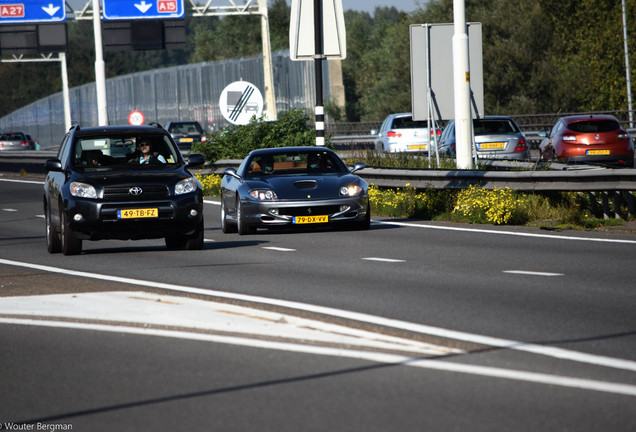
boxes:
[44,124,206,255]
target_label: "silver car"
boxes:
[0,131,34,151]
[437,116,530,161]
[373,112,440,154]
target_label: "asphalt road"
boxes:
[1,174,635,431]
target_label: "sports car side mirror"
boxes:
[224,167,242,180]
[350,162,366,173]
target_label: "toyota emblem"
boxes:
[129,187,143,196]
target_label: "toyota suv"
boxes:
[43,124,206,255]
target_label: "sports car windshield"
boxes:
[71,134,180,171]
[244,150,348,178]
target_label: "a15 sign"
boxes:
[0,0,66,23]
[103,0,184,20]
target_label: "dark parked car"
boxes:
[539,114,634,167]
[165,121,206,151]
[0,131,36,150]
[43,124,206,255]
[437,116,530,161]
[220,147,370,234]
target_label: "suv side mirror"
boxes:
[44,159,63,172]
[186,153,205,167]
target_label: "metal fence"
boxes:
[0,50,329,149]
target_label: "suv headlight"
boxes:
[175,177,198,195]
[249,189,277,200]
[340,185,363,197]
[70,182,97,198]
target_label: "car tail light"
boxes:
[514,139,528,152]
[21,141,29,147]
[386,131,401,138]
[431,129,442,137]
[201,135,207,142]
[617,132,630,139]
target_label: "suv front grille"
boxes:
[103,185,169,201]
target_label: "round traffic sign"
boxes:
[128,110,145,125]
[219,81,264,125]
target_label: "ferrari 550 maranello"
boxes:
[220,147,371,234]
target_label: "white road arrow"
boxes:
[135,0,153,13]
[42,3,60,16]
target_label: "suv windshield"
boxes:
[568,120,620,133]
[72,134,180,171]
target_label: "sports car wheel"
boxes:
[45,202,61,254]
[236,198,254,235]
[221,199,237,233]
[61,208,82,256]
[355,208,371,230]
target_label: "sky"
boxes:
[340,0,423,14]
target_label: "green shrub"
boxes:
[191,108,322,161]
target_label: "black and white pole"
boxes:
[314,0,325,146]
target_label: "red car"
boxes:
[539,115,634,167]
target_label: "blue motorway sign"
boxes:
[103,0,184,20]
[0,0,66,23]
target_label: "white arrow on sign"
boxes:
[135,1,153,13]
[42,3,61,16]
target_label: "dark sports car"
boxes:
[220,147,370,234]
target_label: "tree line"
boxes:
[1,0,634,122]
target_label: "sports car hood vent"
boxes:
[293,180,318,190]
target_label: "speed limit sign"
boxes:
[128,110,145,125]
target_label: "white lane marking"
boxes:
[2,208,18,212]
[1,258,635,375]
[504,270,564,277]
[2,317,636,397]
[376,220,636,245]
[0,291,458,356]
[0,178,42,185]
[204,199,221,206]
[362,257,406,263]
[263,246,296,252]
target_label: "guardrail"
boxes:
[2,149,635,218]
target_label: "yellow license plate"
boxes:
[408,144,427,150]
[293,215,328,224]
[117,208,158,219]
[587,149,610,155]
[480,142,505,149]
[180,137,194,142]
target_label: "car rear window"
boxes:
[567,120,620,133]
[0,133,25,140]
[391,117,428,129]
[473,119,519,135]
[168,122,202,134]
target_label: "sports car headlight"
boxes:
[70,182,97,199]
[340,185,363,197]
[249,189,278,200]
[175,177,197,195]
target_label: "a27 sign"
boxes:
[0,0,66,23]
